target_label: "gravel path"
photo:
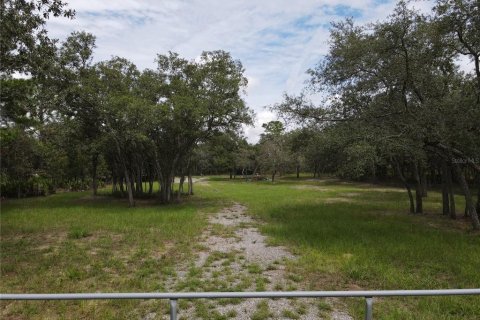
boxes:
[159,203,352,320]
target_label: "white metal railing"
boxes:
[2,289,480,320]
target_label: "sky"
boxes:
[46,0,441,143]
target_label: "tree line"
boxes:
[1,0,252,205]
[271,0,480,229]
[2,0,479,229]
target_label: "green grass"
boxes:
[0,188,216,319]
[1,176,480,319]
[200,177,480,319]
[252,300,272,320]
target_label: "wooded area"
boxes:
[1,1,479,228]
[1,0,253,205]
[272,0,480,229]
[2,1,480,319]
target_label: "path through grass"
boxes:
[201,177,480,319]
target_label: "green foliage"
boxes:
[1,2,253,204]
[252,301,272,320]
[0,0,75,75]
[261,120,284,137]
[68,226,91,239]
[272,0,480,226]
[337,142,377,180]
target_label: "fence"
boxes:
[2,289,480,320]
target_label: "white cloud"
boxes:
[47,0,431,142]
[243,110,276,143]
[455,55,475,75]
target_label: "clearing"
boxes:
[1,176,480,319]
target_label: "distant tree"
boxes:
[257,121,291,182]
[285,129,308,178]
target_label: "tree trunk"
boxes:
[453,162,480,230]
[124,169,135,207]
[91,153,99,196]
[130,173,135,198]
[476,175,480,214]
[446,162,456,219]
[178,175,185,200]
[188,174,193,195]
[441,161,450,216]
[413,162,423,214]
[148,173,154,195]
[113,138,133,205]
[159,175,172,203]
[112,175,118,193]
[271,170,276,183]
[420,166,427,197]
[119,177,124,195]
[296,164,300,179]
[136,168,143,194]
[394,159,415,214]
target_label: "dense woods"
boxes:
[1,0,479,229]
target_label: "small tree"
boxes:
[257,121,291,182]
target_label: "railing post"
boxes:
[365,296,373,320]
[169,298,177,320]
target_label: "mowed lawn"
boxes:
[2,177,480,319]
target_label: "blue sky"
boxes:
[47,0,436,142]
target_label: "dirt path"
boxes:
[162,203,352,320]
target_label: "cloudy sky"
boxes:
[47,0,436,142]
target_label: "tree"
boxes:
[257,121,291,182]
[1,0,76,197]
[59,31,104,195]
[435,0,480,95]
[150,51,252,202]
[1,0,75,76]
[93,57,153,206]
[273,1,480,229]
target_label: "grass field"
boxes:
[1,176,480,319]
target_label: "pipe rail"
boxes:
[2,289,480,320]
